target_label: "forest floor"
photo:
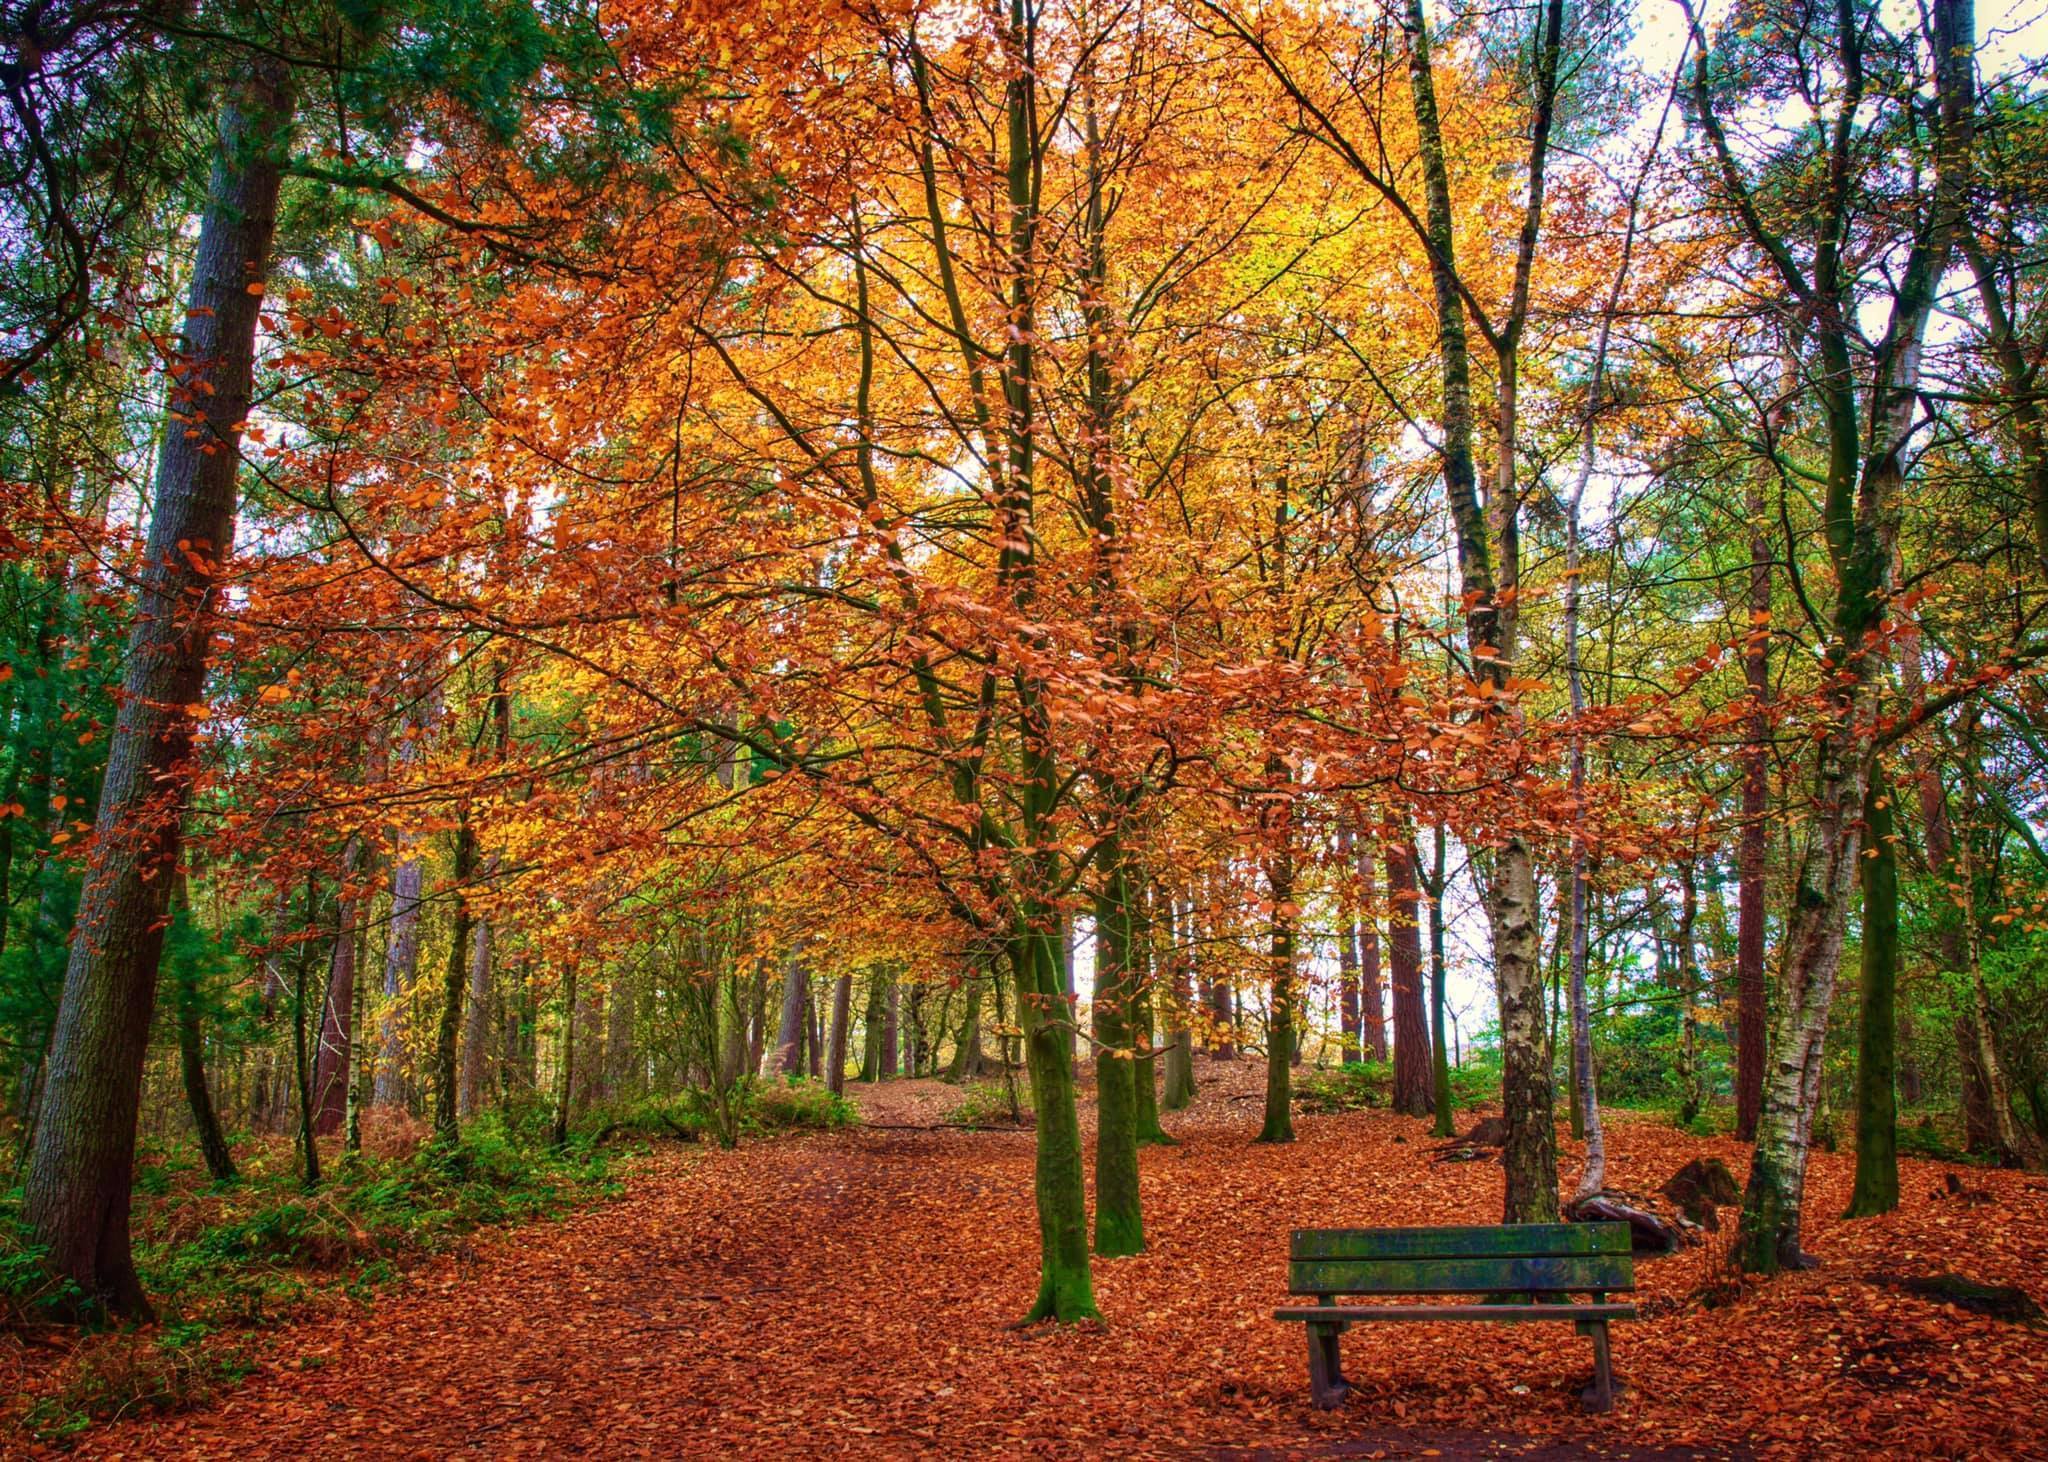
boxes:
[28,1065,2048,1459]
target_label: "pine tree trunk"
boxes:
[22,62,293,1317]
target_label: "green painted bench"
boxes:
[1274,1221,1637,1412]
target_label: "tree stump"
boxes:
[1661,1157,1741,1229]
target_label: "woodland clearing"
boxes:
[17,1067,2043,1460]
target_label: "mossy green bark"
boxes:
[1427,847,1455,1139]
[1258,843,1296,1144]
[1014,924,1101,1321]
[1130,893,1173,1146]
[1846,766,1899,1218]
[1092,852,1145,1256]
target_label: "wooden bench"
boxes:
[1275,1222,1637,1412]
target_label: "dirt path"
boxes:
[71,1071,2044,1458]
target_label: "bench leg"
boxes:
[1580,1319,1616,1413]
[1306,1321,1348,1409]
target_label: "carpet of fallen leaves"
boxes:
[56,1065,2048,1459]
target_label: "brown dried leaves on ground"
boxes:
[62,1068,2048,1459]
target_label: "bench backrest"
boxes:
[1288,1222,1635,1298]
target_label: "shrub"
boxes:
[755,1078,860,1131]
[949,1078,1032,1126]
[1296,1061,1392,1114]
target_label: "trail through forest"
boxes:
[66,1070,2045,1459]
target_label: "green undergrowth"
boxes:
[948,1077,1033,1126]
[2,1106,625,1442]
[606,1076,861,1145]
[1295,1060,1392,1114]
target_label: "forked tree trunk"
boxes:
[1731,0,1973,1275]
[22,63,294,1317]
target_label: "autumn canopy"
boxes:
[1,0,2046,1448]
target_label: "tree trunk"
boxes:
[1424,825,1455,1138]
[1093,839,1145,1253]
[1336,828,1361,1064]
[860,972,886,1081]
[172,882,236,1184]
[460,868,495,1116]
[1387,836,1433,1117]
[1733,0,1973,1274]
[1258,827,1297,1144]
[764,950,806,1078]
[374,854,423,1109]
[806,974,824,1079]
[432,818,476,1142]
[313,835,364,1136]
[1358,844,1388,1061]
[552,962,578,1148]
[1846,765,1900,1216]
[21,62,294,1317]
[1013,919,1098,1320]
[946,978,986,1081]
[826,972,852,1095]
[881,978,899,1079]
[1163,892,1196,1109]
[1735,471,1773,1141]
[1132,883,1171,1144]
[291,882,323,1190]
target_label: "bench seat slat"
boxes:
[1276,1302,1638,1324]
[1289,1253,1635,1296]
[1291,1223,1630,1261]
